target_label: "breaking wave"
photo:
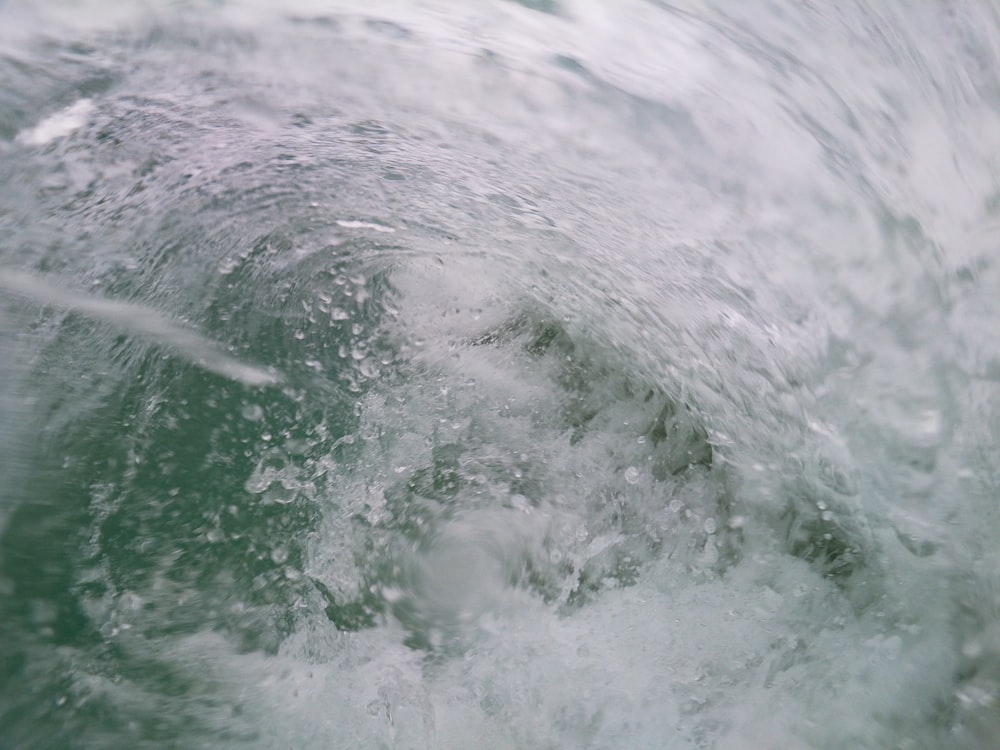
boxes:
[2,2,1000,748]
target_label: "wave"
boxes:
[1,1,999,748]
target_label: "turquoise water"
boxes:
[2,2,1000,747]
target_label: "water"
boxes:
[1,1,999,747]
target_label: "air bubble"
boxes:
[241,404,265,421]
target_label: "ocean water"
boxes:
[1,1,999,748]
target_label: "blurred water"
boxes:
[2,1,1000,748]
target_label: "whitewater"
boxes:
[1,2,999,748]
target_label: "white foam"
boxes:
[16,98,94,146]
[335,219,396,233]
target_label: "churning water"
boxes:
[2,1,1000,748]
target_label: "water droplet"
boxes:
[218,258,239,275]
[206,528,223,543]
[703,518,717,534]
[270,547,289,564]
[244,472,272,494]
[241,404,265,422]
[624,466,641,484]
[272,492,295,506]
